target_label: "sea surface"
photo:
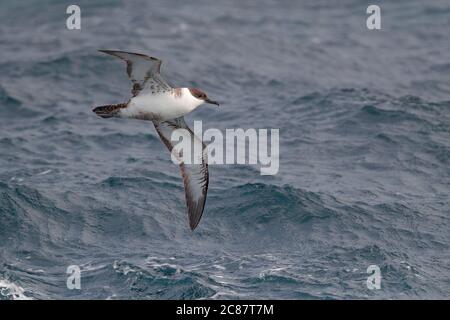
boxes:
[0,0,449,299]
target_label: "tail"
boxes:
[92,103,127,118]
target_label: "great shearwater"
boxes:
[93,50,219,230]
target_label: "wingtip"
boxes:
[98,49,161,61]
[98,49,112,54]
[188,208,204,231]
[189,220,199,231]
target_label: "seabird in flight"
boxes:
[93,50,219,230]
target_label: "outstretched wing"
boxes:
[99,50,172,96]
[153,117,209,230]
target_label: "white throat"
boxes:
[182,88,204,111]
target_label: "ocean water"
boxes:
[0,0,449,299]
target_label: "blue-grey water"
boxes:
[0,0,449,299]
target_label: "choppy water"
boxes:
[0,0,449,299]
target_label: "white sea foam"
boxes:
[0,278,32,300]
[37,169,52,176]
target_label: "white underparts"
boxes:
[122,88,204,121]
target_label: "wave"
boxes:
[0,278,32,300]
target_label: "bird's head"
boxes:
[188,88,219,107]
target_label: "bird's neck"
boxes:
[177,87,203,111]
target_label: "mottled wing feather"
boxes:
[153,117,209,230]
[99,50,172,96]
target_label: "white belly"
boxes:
[122,91,195,121]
